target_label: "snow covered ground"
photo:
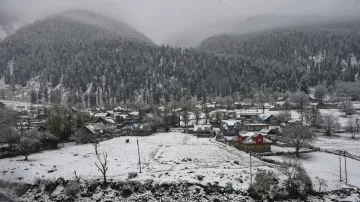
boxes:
[263,152,360,190]
[0,132,272,190]
[313,134,360,157]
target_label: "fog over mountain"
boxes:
[2,0,360,45]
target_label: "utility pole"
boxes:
[249,152,252,186]
[344,150,348,184]
[137,139,142,173]
[339,150,342,181]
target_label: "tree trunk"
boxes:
[103,174,107,184]
[295,147,300,157]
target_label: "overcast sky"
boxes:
[2,0,360,44]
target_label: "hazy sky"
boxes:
[2,0,360,44]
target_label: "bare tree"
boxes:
[322,114,340,136]
[181,106,190,131]
[143,115,163,132]
[340,99,355,117]
[18,136,41,160]
[204,107,210,125]
[283,122,314,157]
[224,96,234,110]
[214,111,223,124]
[194,110,201,125]
[93,138,100,155]
[95,152,109,184]
[345,118,358,139]
[304,106,323,128]
[277,111,291,123]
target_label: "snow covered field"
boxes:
[313,134,360,157]
[0,132,272,190]
[263,152,360,190]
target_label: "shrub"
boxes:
[42,179,57,194]
[122,185,133,198]
[86,179,100,193]
[224,182,233,194]
[128,172,138,179]
[64,180,81,197]
[144,179,154,189]
[196,175,205,181]
[252,170,278,195]
[13,183,31,196]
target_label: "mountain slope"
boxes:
[59,9,153,44]
[199,19,360,85]
[1,11,360,106]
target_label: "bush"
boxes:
[196,175,205,181]
[42,179,57,194]
[252,170,278,195]
[13,183,31,196]
[122,185,133,198]
[64,180,81,197]
[144,179,154,189]
[86,179,100,193]
[128,172,138,179]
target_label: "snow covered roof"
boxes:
[93,113,110,118]
[85,123,106,134]
[221,120,241,127]
[194,125,212,132]
[129,111,139,116]
[102,118,115,124]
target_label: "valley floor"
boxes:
[0,132,271,190]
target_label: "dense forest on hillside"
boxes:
[199,21,360,86]
[1,11,360,107]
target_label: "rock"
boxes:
[18,177,23,180]
[2,171,7,173]
[48,170,55,173]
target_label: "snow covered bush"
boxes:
[196,175,205,181]
[128,172,138,179]
[64,180,81,197]
[250,170,278,195]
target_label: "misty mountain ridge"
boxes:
[163,14,358,48]
[0,9,28,41]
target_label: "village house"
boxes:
[84,123,107,136]
[259,114,278,125]
[259,128,281,142]
[193,125,213,137]
[236,109,262,121]
[220,120,242,136]
[242,123,270,132]
[131,123,152,136]
[315,101,328,109]
[94,117,117,131]
[235,132,272,153]
[93,112,112,119]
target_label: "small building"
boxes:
[84,123,107,136]
[193,125,213,137]
[236,109,262,121]
[259,128,281,142]
[93,112,112,119]
[242,123,270,132]
[316,101,328,109]
[131,123,152,136]
[94,117,117,131]
[260,114,278,125]
[220,120,242,136]
[0,101,5,108]
[235,132,271,153]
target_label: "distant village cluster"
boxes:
[0,92,342,155]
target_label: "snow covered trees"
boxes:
[322,114,340,136]
[314,84,327,101]
[18,136,41,161]
[283,122,314,157]
[345,118,359,139]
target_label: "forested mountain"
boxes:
[1,10,360,107]
[199,19,360,87]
